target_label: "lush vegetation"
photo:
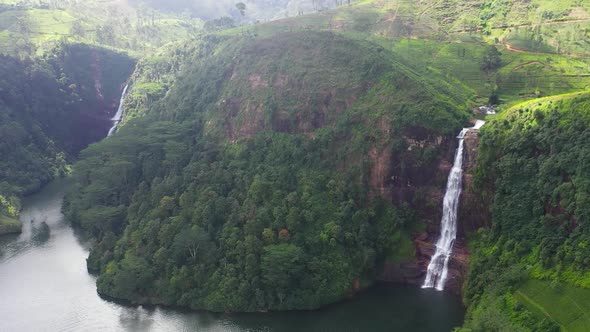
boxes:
[461,94,590,331]
[67,120,407,311]
[63,30,469,311]
[0,213,21,235]
[3,0,590,325]
[0,0,203,57]
[516,279,590,331]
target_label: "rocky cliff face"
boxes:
[459,128,491,234]
[379,124,487,294]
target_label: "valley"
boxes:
[1,0,590,331]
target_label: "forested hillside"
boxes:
[63,30,469,311]
[60,0,590,321]
[461,94,590,331]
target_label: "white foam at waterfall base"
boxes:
[107,84,128,137]
[422,120,485,291]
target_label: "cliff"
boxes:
[460,127,491,234]
[379,124,486,294]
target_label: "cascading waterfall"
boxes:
[422,120,485,291]
[107,84,129,137]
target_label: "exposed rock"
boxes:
[379,260,425,286]
[474,105,496,115]
[379,125,487,295]
[459,128,491,236]
[378,233,468,294]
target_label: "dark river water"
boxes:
[0,178,465,331]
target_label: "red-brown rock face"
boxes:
[379,125,487,295]
[459,128,491,235]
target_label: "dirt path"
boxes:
[504,42,530,53]
[502,41,590,58]
[511,61,545,71]
[452,17,590,34]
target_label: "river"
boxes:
[0,178,465,332]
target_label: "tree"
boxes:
[71,20,85,38]
[203,17,235,32]
[261,244,304,304]
[235,2,246,17]
[481,45,502,73]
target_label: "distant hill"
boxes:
[131,0,347,21]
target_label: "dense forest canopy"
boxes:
[460,95,590,331]
[63,30,469,311]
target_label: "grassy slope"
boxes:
[60,26,474,311]
[0,214,20,235]
[3,0,589,107]
[516,280,590,332]
[217,0,590,108]
[0,0,202,56]
[462,92,590,331]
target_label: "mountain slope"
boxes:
[461,93,590,331]
[63,30,469,311]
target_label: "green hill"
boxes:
[63,29,469,311]
[0,0,203,56]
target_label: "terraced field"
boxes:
[515,279,590,332]
[0,0,202,55]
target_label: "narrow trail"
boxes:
[503,42,529,54]
[452,17,590,34]
[511,61,545,71]
[502,42,589,58]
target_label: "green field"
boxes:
[0,0,202,56]
[515,280,590,331]
[0,214,21,235]
[215,0,590,108]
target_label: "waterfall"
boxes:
[422,120,485,291]
[107,84,129,137]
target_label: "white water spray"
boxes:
[422,120,485,291]
[107,85,128,137]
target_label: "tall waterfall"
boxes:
[422,120,485,291]
[107,85,128,137]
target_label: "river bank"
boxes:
[0,178,465,331]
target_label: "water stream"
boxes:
[422,120,485,291]
[107,84,128,137]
